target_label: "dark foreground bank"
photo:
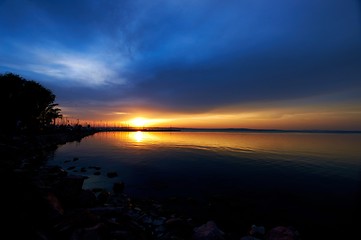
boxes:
[1,127,96,238]
[1,129,359,240]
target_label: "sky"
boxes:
[1,0,361,130]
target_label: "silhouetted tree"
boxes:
[39,103,62,126]
[0,72,62,134]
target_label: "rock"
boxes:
[46,192,64,221]
[193,221,225,240]
[52,210,98,237]
[113,182,125,194]
[240,224,266,240]
[88,207,124,216]
[46,165,67,176]
[152,217,166,226]
[106,171,118,178]
[92,188,104,193]
[53,175,85,207]
[250,224,265,236]
[165,217,193,238]
[241,237,261,240]
[70,223,105,240]
[96,191,110,205]
[88,166,101,170]
[78,189,97,208]
[268,226,299,240]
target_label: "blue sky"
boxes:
[1,0,361,129]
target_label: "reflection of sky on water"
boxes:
[47,131,361,240]
[51,131,361,189]
[114,131,361,160]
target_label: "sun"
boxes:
[131,117,147,127]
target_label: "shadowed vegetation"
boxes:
[0,72,62,134]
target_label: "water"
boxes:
[48,131,361,238]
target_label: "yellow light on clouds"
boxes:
[127,117,169,127]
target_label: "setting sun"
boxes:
[131,117,147,127]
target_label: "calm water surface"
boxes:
[48,131,361,236]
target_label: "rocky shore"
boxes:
[1,128,301,240]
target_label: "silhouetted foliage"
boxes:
[0,72,62,134]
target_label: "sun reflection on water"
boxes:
[128,131,159,143]
[134,131,143,142]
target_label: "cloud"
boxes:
[32,50,124,87]
[0,0,360,126]
[1,43,126,87]
[104,0,361,113]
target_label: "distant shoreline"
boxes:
[94,127,361,134]
[179,128,361,134]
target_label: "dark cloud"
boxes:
[126,44,361,112]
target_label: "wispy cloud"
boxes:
[6,43,126,87]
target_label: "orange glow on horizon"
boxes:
[61,106,361,131]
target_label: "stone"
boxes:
[106,171,118,178]
[96,191,110,205]
[53,175,85,206]
[78,189,97,208]
[112,182,125,194]
[268,226,298,240]
[193,221,225,240]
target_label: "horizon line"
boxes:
[86,126,361,134]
